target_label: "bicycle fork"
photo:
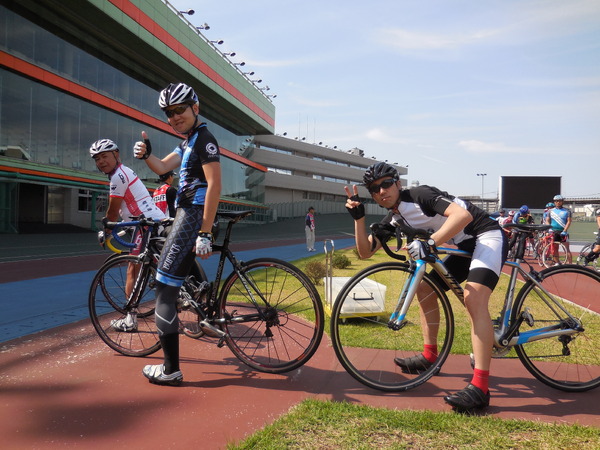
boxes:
[388,259,463,330]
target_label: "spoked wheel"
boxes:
[330,262,454,392]
[539,242,569,268]
[576,244,599,272]
[89,255,161,357]
[218,258,324,373]
[513,264,600,392]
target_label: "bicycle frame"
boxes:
[182,212,272,328]
[386,229,583,352]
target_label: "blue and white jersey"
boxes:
[549,207,571,232]
[172,122,220,207]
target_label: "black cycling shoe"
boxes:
[393,353,440,375]
[444,383,490,412]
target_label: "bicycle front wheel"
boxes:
[513,264,600,391]
[218,258,324,374]
[89,255,161,357]
[540,242,568,268]
[330,262,454,392]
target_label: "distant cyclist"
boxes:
[507,205,534,255]
[152,170,177,218]
[90,138,166,331]
[512,205,534,225]
[546,195,572,263]
[542,202,554,225]
[583,207,600,264]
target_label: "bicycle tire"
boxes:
[540,241,568,268]
[218,258,324,374]
[576,244,599,272]
[513,264,600,392]
[89,255,161,357]
[330,262,454,392]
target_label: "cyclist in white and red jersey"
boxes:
[91,139,166,333]
[90,138,165,244]
[345,162,508,413]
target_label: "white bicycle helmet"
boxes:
[90,139,119,157]
[158,83,199,109]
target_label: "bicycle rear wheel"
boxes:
[218,258,324,373]
[89,255,161,357]
[513,264,600,391]
[330,262,454,392]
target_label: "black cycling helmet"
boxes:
[159,171,175,182]
[158,82,199,110]
[362,162,399,186]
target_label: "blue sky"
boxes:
[169,0,600,199]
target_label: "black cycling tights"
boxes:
[154,206,204,373]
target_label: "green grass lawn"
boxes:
[230,399,600,449]
[230,245,600,449]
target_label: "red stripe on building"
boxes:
[107,0,274,127]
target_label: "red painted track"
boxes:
[1,248,599,448]
[1,317,598,449]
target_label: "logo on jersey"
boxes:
[206,143,218,155]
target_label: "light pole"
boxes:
[477,173,487,210]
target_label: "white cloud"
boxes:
[458,139,543,154]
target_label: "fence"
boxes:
[265,200,382,222]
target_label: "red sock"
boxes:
[471,368,489,393]
[422,344,438,363]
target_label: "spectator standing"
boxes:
[546,195,572,263]
[153,170,177,218]
[305,206,316,252]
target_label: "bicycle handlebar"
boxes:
[103,217,173,248]
[369,223,409,261]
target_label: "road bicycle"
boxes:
[537,230,569,268]
[576,232,599,272]
[89,210,324,374]
[330,220,600,393]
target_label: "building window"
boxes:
[78,189,106,212]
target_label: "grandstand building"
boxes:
[0,0,407,233]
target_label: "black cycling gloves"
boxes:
[346,195,365,220]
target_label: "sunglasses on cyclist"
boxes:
[368,178,396,194]
[164,104,190,118]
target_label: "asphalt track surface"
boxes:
[0,224,598,448]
